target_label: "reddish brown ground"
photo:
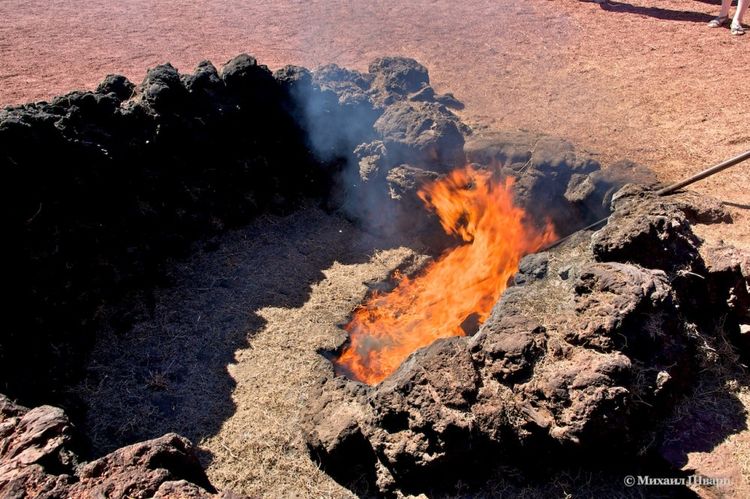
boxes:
[2,1,750,495]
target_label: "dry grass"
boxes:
[656,316,750,498]
[75,206,420,497]
[201,248,417,497]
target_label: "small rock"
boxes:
[514,253,549,285]
[434,92,464,110]
[374,101,465,168]
[558,264,574,280]
[368,57,430,105]
[96,74,135,101]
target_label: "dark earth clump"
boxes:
[305,186,749,495]
[2,55,326,408]
[0,394,240,498]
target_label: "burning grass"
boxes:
[335,166,556,384]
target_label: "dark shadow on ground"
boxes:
[75,205,397,463]
[599,1,716,23]
[459,459,701,498]
[657,338,749,469]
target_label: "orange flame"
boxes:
[335,165,556,385]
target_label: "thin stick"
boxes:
[656,149,750,196]
[540,216,609,251]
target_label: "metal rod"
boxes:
[540,148,750,252]
[540,216,609,251]
[656,148,750,196]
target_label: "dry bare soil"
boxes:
[3,0,750,497]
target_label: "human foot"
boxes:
[708,15,730,28]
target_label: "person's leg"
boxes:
[734,0,750,25]
[731,0,749,34]
[709,0,733,27]
[721,0,733,17]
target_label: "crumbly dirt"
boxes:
[1,0,748,249]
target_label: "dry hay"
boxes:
[76,205,420,497]
[201,246,416,497]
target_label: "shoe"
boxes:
[708,15,730,28]
[731,22,746,35]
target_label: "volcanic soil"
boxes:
[4,0,750,497]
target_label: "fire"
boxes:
[335,165,557,385]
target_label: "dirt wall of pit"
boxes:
[1,55,334,406]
